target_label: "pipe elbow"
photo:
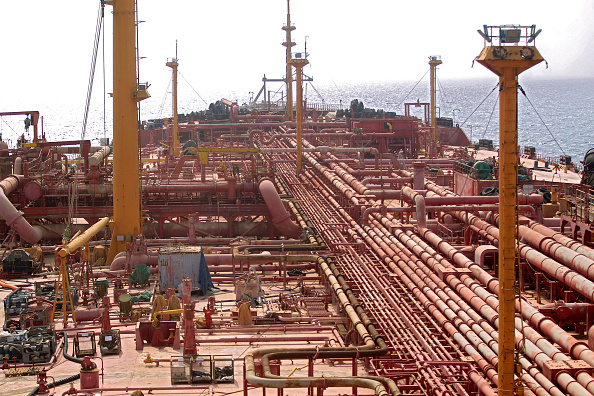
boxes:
[109,253,127,270]
[258,178,301,239]
[0,186,41,244]
[414,194,427,230]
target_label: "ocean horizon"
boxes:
[0,76,592,165]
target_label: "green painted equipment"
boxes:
[129,264,150,287]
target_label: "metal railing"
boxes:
[247,101,343,112]
[522,146,583,172]
[564,185,594,224]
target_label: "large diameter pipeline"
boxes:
[528,219,594,262]
[465,212,594,302]
[359,197,588,394]
[374,220,593,395]
[88,146,111,167]
[147,221,277,238]
[361,177,413,186]
[0,174,41,243]
[35,221,280,241]
[258,178,302,239]
[517,221,594,279]
[309,155,564,393]
[44,181,258,199]
[420,209,594,371]
[307,150,592,393]
[301,155,496,395]
[109,251,312,272]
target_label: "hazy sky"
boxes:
[1,1,593,115]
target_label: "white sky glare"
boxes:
[0,0,593,115]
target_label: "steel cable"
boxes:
[518,84,567,157]
[81,1,105,144]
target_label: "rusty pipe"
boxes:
[360,208,577,395]
[528,219,594,262]
[0,174,41,243]
[363,225,500,386]
[364,189,402,199]
[422,194,543,206]
[45,180,257,197]
[376,204,535,216]
[261,146,377,155]
[88,146,111,167]
[292,145,568,390]
[302,161,506,392]
[258,178,302,239]
[81,387,210,393]
[401,186,427,229]
[195,335,331,344]
[245,253,396,396]
[193,325,339,334]
[361,205,387,225]
[361,177,413,186]
[326,158,370,195]
[368,218,582,395]
[358,172,588,392]
[466,212,594,302]
[351,169,395,176]
[421,209,594,373]
[518,223,594,279]
[303,151,362,205]
[303,164,497,393]
[232,244,319,264]
[110,250,313,271]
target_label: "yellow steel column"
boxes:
[477,28,543,395]
[282,0,295,120]
[498,67,519,395]
[51,257,77,326]
[106,0,149,265]
[429,56,442,151]
[166,57,179,156]
[290,58,308,174]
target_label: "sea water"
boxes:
[315,77,594,165]
[0,77,592,165]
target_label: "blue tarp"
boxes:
[198,251,214,294]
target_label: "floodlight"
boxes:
[500,29,521,43]
[528,29,542,43]
[477,29,491,42]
